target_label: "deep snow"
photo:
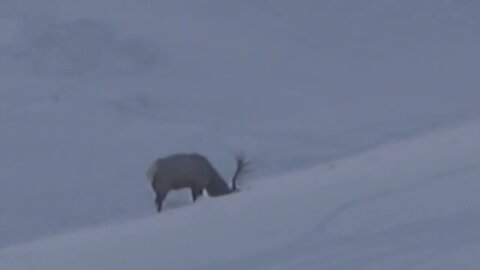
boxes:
[1,0,480,254]
[1,118,479,270]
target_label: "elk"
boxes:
[147,153,248,212]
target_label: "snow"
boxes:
[1,0,480,268]
[1,118,480,270]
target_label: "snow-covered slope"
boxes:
[1,0,480,248]
[1,118,479,270]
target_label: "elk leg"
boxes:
[191,187,203,202]
[155,193,166,212]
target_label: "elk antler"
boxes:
[231,153,249,191]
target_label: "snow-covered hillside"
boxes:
[1,0,480,253]
[1,118,479,270]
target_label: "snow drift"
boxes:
[1,0,480,253]
[1,118,479,270]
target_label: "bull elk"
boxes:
[147,153,248,212]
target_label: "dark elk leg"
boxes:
[191,187,204,202]
[155,194,166,212]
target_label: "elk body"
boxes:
[147,153,247,212]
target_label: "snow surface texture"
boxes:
[1,118,480,270]
[1,0,480,253]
